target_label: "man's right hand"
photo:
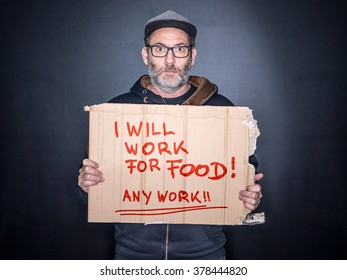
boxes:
[78,159,105,193]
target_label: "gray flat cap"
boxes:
[145,10,197,40]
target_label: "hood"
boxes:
[130,75,218,105]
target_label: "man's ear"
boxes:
[142,46,149,65]
[191,47,197,65]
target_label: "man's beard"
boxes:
[147,59,192,94]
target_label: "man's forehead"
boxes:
[149,28,190,44]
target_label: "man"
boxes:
[78,10,263,260]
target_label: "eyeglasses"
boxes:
[146,44,192,58]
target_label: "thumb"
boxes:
[255,173,264,182]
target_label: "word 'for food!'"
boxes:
[125,159,235,180]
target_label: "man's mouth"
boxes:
[162,67,178,74]
[163,70,177,74]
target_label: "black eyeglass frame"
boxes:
[145,44,193,58]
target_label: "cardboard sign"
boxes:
[85,103,260,225]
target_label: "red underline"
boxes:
[115,205,207,213]
[116,205,228,216]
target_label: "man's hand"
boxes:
[239,173,264,211]
[78,159,104,193]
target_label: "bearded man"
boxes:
[78,10,263,260]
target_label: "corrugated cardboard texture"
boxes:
[85,103,260,225]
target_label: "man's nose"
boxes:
[165,49,175,64]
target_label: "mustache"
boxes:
[160,65,178,73]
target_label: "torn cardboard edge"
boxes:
[85,103,264,226]
[242,212,265,225]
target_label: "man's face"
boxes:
[142,27,196,94]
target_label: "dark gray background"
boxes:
[1,0,346,259]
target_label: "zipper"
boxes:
[165,224,170,260]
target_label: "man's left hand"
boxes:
[239,173,264,211]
